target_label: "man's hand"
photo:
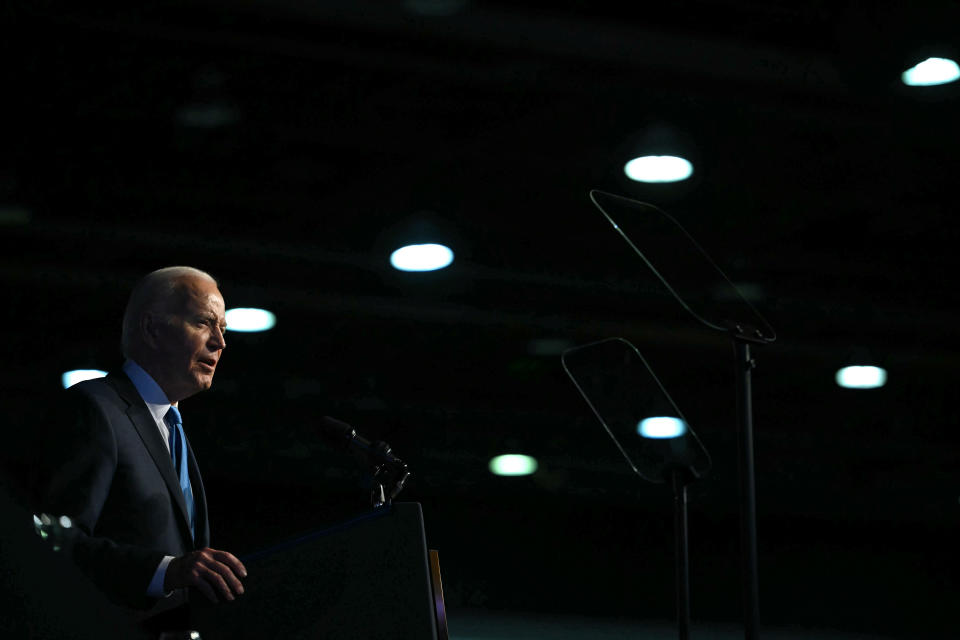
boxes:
[164,547,247,603]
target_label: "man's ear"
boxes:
[140,312,163,349]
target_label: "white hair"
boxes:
[121,266,218,358]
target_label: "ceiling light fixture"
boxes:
[620,122,698,185]
[624,155,694,183]
[225,308,277,332]
[835,365,887,389]
[637,416,688,439]
[901,57,960,86]
[390,243,455,272]
[489,454,538,476]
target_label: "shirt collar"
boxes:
[122,359,177,425]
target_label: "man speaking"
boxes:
[36,266,247,613]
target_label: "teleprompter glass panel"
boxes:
[562,337,711,484]
[589,190,775,343]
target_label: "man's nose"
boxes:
[211,326,226,350]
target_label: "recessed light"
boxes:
[624,155,693,183]
[489,454,538,476]
[637,416,688,439]
[390,243,454,272]
[902,57,960,86]
[225,308,276,332]
[835,366,887,389]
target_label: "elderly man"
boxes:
[36,266,246,613]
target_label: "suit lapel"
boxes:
[106,373,195,547]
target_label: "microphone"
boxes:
[319,416,410,508]
[319,416,403,466]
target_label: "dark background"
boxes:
[3,1,958,638]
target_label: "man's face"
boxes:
[148,275,227,403]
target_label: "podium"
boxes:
[185,502,445,640]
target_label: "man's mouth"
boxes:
[198,358,217,371]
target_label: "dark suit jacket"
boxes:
[36,372,211,611]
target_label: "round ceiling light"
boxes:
[902,57,960,86]
[390,243,455,272]
[225,308,277,332]
[489,454,538,476]
[835,366,887,389]
[637,416,688,439]
[624,155,694,183]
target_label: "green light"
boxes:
[624,155,693,183]
[489,454,538,476]
[902,57,960,86]
[225,308,277,332]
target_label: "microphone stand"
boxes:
[367,444,410,509]
[319,417,411,509]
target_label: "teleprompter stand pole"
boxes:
[733,337,761,640]
[671,469,692,640]
[584,189,775,639]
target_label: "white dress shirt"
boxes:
[121,359,178,598]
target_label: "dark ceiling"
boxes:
[4,1,959,638]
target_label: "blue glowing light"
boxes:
[902,57,960,87]
[390,243,454,272]
[835,366,887,389]
[225,308,276,332]
[637,416,688,439]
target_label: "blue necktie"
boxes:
[166,406,196,542]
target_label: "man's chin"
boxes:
[179,373,214,400]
